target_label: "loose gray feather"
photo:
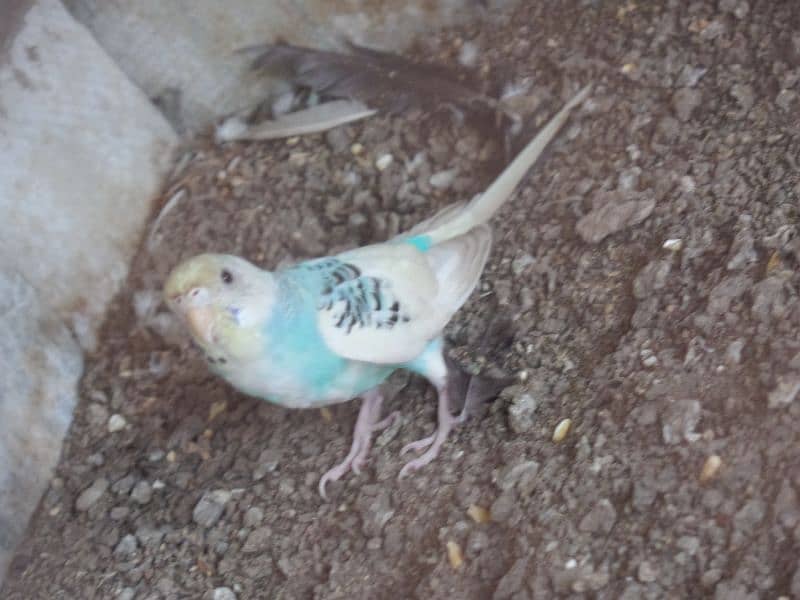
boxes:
[215,100,377,142]
[243,41,500,118]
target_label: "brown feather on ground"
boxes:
[241,41,505,122]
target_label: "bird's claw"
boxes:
[319,460,351,500]
[398,446,439,479]
[351,452,367,476]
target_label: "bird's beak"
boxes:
[167,290,215,346]
[185,306,215,345]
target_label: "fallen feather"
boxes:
[215,100,376,143]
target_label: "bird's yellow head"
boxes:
[164,253,275,358]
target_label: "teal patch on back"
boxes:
[405,235,432,252]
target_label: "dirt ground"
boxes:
[4,0,800,598]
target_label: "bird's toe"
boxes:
[400,433,436,455]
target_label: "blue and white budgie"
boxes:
[164,84,591,498]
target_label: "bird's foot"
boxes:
[352,410,399,475]
[398,384,458,479]
[398,417,455,479]
[319,449,360,499]
[399,407,466,456]
[319,391,394,499]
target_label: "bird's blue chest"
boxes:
[240,270,393,407]
[265,290,346,392]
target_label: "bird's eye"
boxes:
[221,269,234,284]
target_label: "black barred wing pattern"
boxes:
[302,259,411,335]
[297,243,442,364]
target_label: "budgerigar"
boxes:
[164,84,592,498]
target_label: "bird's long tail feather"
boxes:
[424,84,592,245]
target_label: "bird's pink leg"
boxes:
[319,389,399,499]
[398,384,457,478]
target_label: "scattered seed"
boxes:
[320,407,333,422]
[350,143,364,155]
[467,504,491,524]
[699,454,722,483]
[446,541,464,569]
[208,401,227,422]
[196,557,214,576]
[553,418,572,442]
[766,251,782,273]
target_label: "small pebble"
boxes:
[114,534,138,559]
[638,560,658,583]
[429,169,457,190]
[75,478,109,511]
[375,154,394,171]
[130,481,153,505]
[663,238,683,251]
[86,452,104,467]
[193,490,232,528]
[725,339,745,365]
[458,41,479,67]
[511,253,536,276]
[768,377,800,409]
[243,506,264,528]
[508,393,538,434]
[213,587,237,600]
[108,414,127,433]
[117,588,135,600]
[110,506,130,520]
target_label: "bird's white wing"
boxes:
[393,200,468,240]
[314,232,490,364]
[314,243,442,364]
